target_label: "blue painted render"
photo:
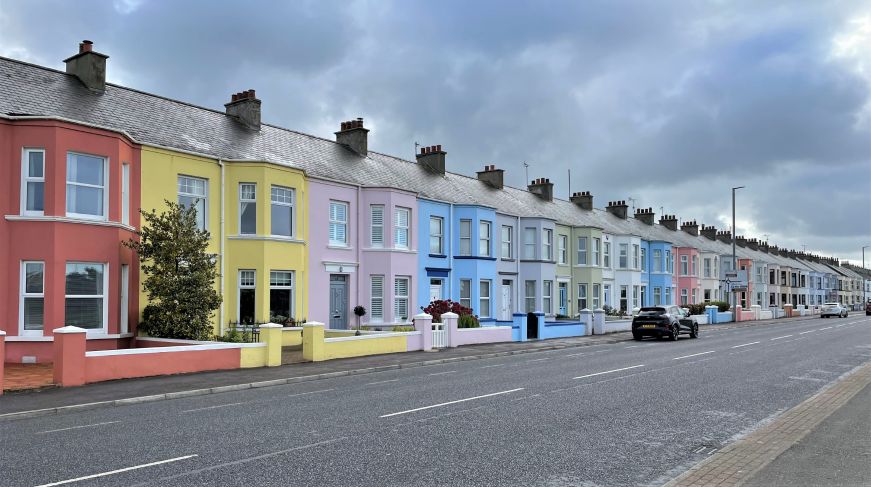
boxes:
[417,198,452,312]
[645,240,674,306]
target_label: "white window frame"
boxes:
[329,200,349,247]
[429,215,443,254]
[64,262,108,334]
[371,205,385,248]
[178,175,208,231]
[593,237,601,266]
[704,258,712,278]
[641,247,647,272]
[21,148,46,216]
[460,279,472,309]
[237,269,256,323]
[633,285,639,309]
[269,270,294,321]
[525,280,536,313]
[633,244,640,269]
[66,152,108,221]
[479,279,491,318]
[270,185,295,238]
[577,237,588,265]
[680,255,689,276]
[459,219,472,256]
[524,228,536,259]
[592,283,601,310]
[121,163,130,225]
[654,249,662,272]
[20,261,45,336]
[654,287,662,306]
[394,207,410,250]
[680,288,688,305]
[558,235,568,265]
[370,275,384,322]
[619,243,628,269]
[394,276,410,322]
[692,255,698,276]
[604,242,611,268]
[239,183,257,235]
[578,283,588,311]
[543,229,553,261]
[542,280,552,315]
[501,225,513,259]
[479,221,491,257]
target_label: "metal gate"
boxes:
[432,321,448,348]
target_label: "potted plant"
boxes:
[353,305,366,335]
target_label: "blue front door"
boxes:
[558,282,568,315]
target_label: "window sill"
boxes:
[6,215,135,231]
[363,247,417,254]
[327,244,353,250]
[228,235,306,244]
[5,332,133,342]
[429,254,447,258]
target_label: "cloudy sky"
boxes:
[2,0,870,264]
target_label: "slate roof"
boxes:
[0,55,845,276]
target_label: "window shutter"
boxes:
[371,276,384,319]
[371,206,384,246]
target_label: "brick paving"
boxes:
[664,361,871,487]
[2,364,54,391]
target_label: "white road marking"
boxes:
[287,388,335,398]
[799,330,815,335]
[36,421,120,435]
[35,455,198,487]
[625,345,641,349]
[480,363,506,369]
[564,352,587,357]
[366,379,400,386]
[820,326,833,331]
[789,376,825,382]
[731,341,760,349]
[427,370,457,376]
[379,388,524,418]
[770,335,792,340]
[694,446,706,454]
[673,351,715,360]
[835,324,847,327]
[573,365,645,380]
[181,402,244,413]
[526,357,550,363]
[707,449,718,455]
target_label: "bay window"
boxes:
[577,237,588,265]
[239,183,257,235]
[21,261,44,334]
[238,270,256,324]
[394,207,410,249]
[429,216,443,254]
[66,152,106,220]
[22,149,45,215]
[270,186,294,237]
[394,277,410,321]
[460,220,472,256]
[479,221,491,257]
[479,280,491,318]
[371,205,385,247]
[65,262,106,331]
[269,271,293,321]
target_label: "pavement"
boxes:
[0,314,867,486]
[0,315,812,417]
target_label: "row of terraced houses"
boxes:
[1,42,868,363]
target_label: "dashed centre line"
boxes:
[799,330,815,335]
[770,335,792,340]
[380,388,524,418]
[673,351,715,360]
[731,341,760,349]
[36,421,120,435]
[820,326,832,330]
[181,402,244,413]
[35,455,198,487]
[573,364,645,380]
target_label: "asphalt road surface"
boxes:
[2,315,869,487]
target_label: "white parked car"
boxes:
[820,302,848,318]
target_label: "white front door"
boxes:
[501,280,513,321]
[429,279,443,303]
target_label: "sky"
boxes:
[1,0,870,265]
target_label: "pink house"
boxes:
[307,121,418,328]
[675,245,701,305]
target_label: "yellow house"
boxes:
[139,146,308,336]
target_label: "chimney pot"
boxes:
[570,191,593,210]
[528,177,554,201]
[64,39,108,92]
[225,88,262,130]
[334,116,370,155]
[80,40,93,53]
[417,143,447,174]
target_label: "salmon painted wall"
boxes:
[1,119,140,362]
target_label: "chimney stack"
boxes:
[716,230,732,243]
[681,220,699,236]
[528,178,554,201]
[605,200,629,219]
[570,191,594,210]
[634,207,655,225]
[416,144,446,174]
[63,40,109,92]
[476,164,504,189]
[225,89,262,130]
[747,238,760,251]
[700,225,717,240]
[334,118,368,155]
[659,214,678,231]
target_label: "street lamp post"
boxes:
[731,186,745,311]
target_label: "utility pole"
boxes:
[732,186,745,313]
[523,161,529,184]
[864,245,869,304]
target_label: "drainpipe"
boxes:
[356,183,362,329]
[218,159,226,336]
[448,203,454,300]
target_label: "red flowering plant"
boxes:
[420,299,477,324]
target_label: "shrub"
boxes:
[458,314,481,328]
[421,299,475,323]
[685,304,707,315]
[710,301,731,312]
[392,325,415,332]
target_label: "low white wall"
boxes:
[602,319,632,334]
[691,314,708,325]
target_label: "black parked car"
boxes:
[632,306,698,341]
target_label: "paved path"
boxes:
[0,315,866,486]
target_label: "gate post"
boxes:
[512,313,527,341]
[579,309,592,336]
[735,305,743,322]
[302,322,325,362]
[259,323,283,367]
[783,303,793,318]
[441,312,459,348]
[705,305,718,324]
[414,313,433,351]
[751,304,761,320]
[53,326,87,386]
[0,330,5,395]
[592,308,605,335]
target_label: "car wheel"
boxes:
[633,333,642,341]
[690,324,698,339]
[670,324,679,341]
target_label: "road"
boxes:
[1,315,869,486]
